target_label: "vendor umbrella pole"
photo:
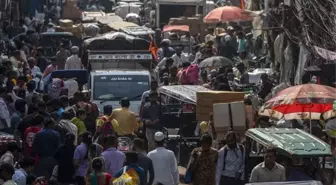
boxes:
[310,106,312,134]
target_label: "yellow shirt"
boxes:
[96,116,119,133]
[111,108,138,136]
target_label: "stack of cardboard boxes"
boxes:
[56,19,83,38]
[196,91,246,141]
[196,91,245,121]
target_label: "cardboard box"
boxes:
[196,91,244,120]
[213,102,246,128]
[59,19,73,27]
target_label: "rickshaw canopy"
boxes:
[162,25,190,33]
[245,128,332,157]
[158,85,212,104]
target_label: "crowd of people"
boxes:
[0,0,335,184]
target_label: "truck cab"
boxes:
[90,70,150,114]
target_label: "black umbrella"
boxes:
[198,56,234,68]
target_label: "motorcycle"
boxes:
[117,137,133,152]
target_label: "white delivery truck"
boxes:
[83,32,153,113]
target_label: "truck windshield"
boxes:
[93,75,149,101]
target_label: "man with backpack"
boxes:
[94,105,119,145]
[216,131,245,185]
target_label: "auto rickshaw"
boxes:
[244,128,332,183]
[39,32,81,59]
[157,85,212,167]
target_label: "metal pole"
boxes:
[309,106,312,133]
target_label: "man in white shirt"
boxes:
[65,46,82,70]
[147,132,179,185]
[33,72,44,93]
[216,131,245,185]
[28,57,41,77]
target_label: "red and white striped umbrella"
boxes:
[259,84,336,120]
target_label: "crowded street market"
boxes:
[0,0,335,184]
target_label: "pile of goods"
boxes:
[56,19,84,38]
[168,16,216,41]
[63,0,82,20]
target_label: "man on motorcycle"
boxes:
[258,73,274,100]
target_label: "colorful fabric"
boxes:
[113,167,140,185]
